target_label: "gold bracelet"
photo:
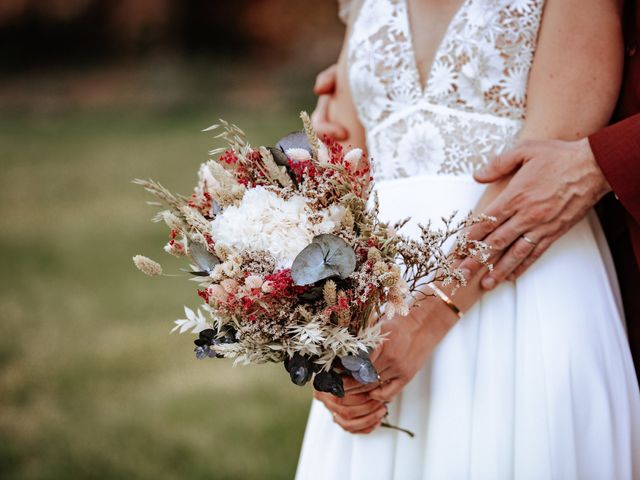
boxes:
[428,284,463,319]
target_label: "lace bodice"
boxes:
[347,0,545,179]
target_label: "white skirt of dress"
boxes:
[296,174,640,480]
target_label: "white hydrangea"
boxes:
[210,186,345,269]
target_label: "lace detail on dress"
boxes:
[347,0,545,179]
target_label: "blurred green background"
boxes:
[0,2,344,478]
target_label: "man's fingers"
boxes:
[481,236,537,290]
[483,216,529,253]
[464,190,517,242]
[508,236,554,280]
[314,64,338,95]
[315,121,348,141]
[311,95,348,140]
[311,95,330,128]
[368,378,404,403]
[474,147,527,183]
[333,405,387,433]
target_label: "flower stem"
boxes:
[381,421,415,438]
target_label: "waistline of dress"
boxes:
[367,102,523,139]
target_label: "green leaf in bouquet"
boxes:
[313,370,345,397]
[186,242,220,276]
[291,234,356,286]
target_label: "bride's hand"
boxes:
[363,297,459,403]
[317,297,459,434]
[314,390,387,434]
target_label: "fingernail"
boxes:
[482,277,496,290]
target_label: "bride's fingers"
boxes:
[344,382,379,395]
[343,371,394,395]
[334,392,378,407]
[332,405,387,434]
[326,398,385,420]
[368,377,404,403]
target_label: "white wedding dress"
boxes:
[296,0,640,478]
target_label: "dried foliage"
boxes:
[133,113,492,397]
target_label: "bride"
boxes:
[296,0,640,478]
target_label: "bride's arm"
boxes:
[363,0,624,403]
[433,0,624,313]
[316,0,624,432]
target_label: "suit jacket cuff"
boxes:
[589,113,640,224]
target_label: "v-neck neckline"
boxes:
[402,0,469,96]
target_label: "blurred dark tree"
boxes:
[0,0,343,72]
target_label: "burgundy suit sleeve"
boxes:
[589,113,640,224]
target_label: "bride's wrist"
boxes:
[411,290,461,334]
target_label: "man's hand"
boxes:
[310,64,348,140]
[462,138,611,289]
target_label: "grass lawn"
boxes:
[0,104,315,479]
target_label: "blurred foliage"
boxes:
[0,1,345,476]
[0,0,344,71]
[0,73,333,478]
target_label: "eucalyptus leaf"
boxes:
[211,199,222,216]
[340,355,368,372]
[188,242,220,274]
[275,131,311,155]
[341,354,378,384]
[291,234,356,286]
[353,362,378,384]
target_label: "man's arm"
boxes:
[464,113,640,287]
[590,113,640,224]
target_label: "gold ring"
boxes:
[522,234,537,246]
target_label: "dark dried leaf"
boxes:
[195,345,210,360]
[269,146,290,167]
[287,353,313,386]
[313,370,345,397]
[299,284,324,302]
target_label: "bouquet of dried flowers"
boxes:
[133,112,490,404]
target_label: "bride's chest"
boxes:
[347,0,546,125]
[406,0,465,87]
